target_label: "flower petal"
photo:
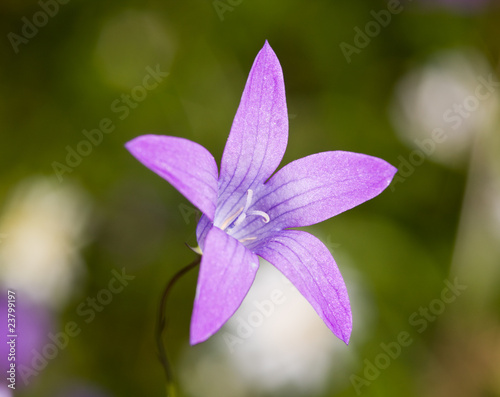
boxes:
[217,41,288,221]
[256,230,352,344]
[190,226,259,344]
[256,151,397,229]
[125,135,219,220]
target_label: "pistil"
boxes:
[220,206,244,230]
[219,189,271,232]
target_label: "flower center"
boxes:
[220,189,270,232]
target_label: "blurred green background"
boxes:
[1,0,500,396]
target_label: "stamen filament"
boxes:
[220,189,271,231]
[234,189,254,227]
[220,206,244,230]
[234,212,246,227]
[243,189,254,212]
[239,237,257,243]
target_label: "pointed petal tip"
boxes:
[368,155,398,190]
[124,135,140,152]
[334,311,352,345]
[258,40,278,63]
[384,162,398,188]
[189,306,212,345]
[189,329,208,346]
[341,327,352,345]
[333,308,352,345]
[124,134,155,153]
[388,163,398,177]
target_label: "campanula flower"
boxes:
[126,41,396,345]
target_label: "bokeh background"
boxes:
[1,0,500,396]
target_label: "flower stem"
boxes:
[156,256,201,396]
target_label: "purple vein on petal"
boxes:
[257,230,351,343]
[217,62,267,215]
[216,42,288,222]
[216,76,282,223]
[234,184,354,238]
[163,162,218,195]
[263,243,337,320]
[125,135,219,220]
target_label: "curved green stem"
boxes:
[156,256,201,396]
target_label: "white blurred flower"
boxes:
[390,49,499,166]
[0,177,92,309]
[181,259,371,397]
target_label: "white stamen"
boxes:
[243,189,254,212]
[248,210,270,223]
[239,237,257,243]
[234,189,254,226]
[233,212,246,227]
[220,206,244,230]
[219,189,271,231]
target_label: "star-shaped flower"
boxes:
[126,41,396,345]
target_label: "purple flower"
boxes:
[126,41,396,345]
[0,293,52,389]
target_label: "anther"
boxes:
[239,237,257,243]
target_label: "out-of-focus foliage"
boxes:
[1,1,500,396]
